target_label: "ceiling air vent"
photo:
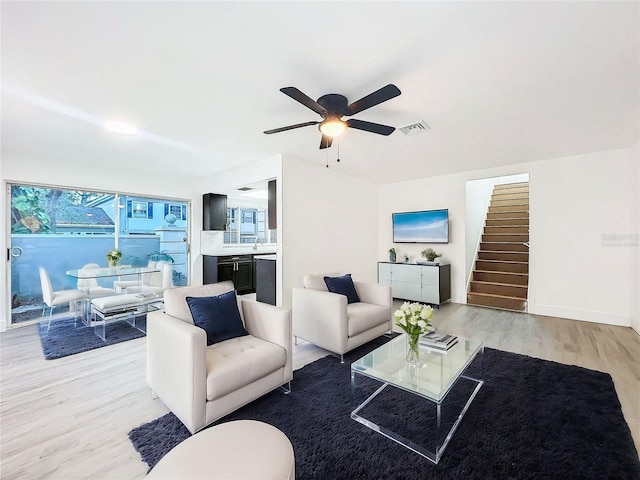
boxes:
[399,121,430,136]
[237,187,253,191]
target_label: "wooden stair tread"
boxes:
[485,228,529,231]
[467,291,526,301]
[485,225,529,228]
[477,259,528,264]
[483,235,529,240]
[486,218,530,221]
[478,250,528,255]
[494,182,529,187]
[475,269,528,276]
[480,242,528,244]
[470,280,528,288]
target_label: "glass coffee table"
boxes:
[350,334,484,464]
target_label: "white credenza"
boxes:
[378,262,451,306]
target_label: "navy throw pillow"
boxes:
[324,274,361,304]
[186,291,248,346]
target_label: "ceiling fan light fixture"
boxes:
[319,118,347,137]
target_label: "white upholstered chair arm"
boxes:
[354,282,393,308]
[241,299,293,381]
[146,310,207,434]
[292,287,348,353]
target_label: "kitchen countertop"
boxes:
[253,254,276,261]
[202,249,277,256]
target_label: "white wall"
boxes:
[1,147,204,331]
[3,144,637,332]
[379,146,637,327]
[379,175,464,299]
[281,155,378,309]
[630,141,640,335]
[528,148,633,325]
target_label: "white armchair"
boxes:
[292,273,393,363]
[147,281,292,434]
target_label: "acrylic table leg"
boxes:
[436,402,442,460]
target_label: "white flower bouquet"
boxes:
[394,302,433,363]
[106,248,122,267]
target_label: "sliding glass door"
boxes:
[7,183,190,326]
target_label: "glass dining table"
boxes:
[66,265,162,339]
[67,265,159,288]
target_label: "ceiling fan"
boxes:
[264,84,401,149]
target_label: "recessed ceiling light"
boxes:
[103,120,139,135]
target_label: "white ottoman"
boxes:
[145,420,295,480]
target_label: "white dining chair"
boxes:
[124,261,174,295]
[76,263,116,298]
[39,267,90,332]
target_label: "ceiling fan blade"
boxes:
[344,84,401,116]
[319,134,333,149]
[280,87,327,115]
[264,121,319,135]
[346,118,395,136]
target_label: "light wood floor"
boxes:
[1,303,638,479]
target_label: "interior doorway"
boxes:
[464,173,530,310]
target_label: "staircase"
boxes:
[467,182,529,311]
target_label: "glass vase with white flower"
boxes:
[394,302,434,365]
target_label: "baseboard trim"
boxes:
[528,303,630,327]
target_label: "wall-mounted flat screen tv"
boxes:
[392,209,449,243]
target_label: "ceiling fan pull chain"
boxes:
[337,138,340,163]
[326,148,329,168]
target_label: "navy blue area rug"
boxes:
[38,316,146,360]
[129,338,640,479]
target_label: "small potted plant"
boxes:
[106,248,122,268]
[421,247,442,263]
[147,251,175,263]
[388,248,397,262]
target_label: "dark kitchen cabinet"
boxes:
[268,180,277,229]
[203,255,255,295]
[203,193,227,231]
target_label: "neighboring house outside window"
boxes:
[224,206,275,245]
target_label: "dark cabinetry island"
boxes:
[254,255,276,305]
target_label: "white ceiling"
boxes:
[2,1,638,185]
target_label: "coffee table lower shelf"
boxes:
[350,374,483,464]
[350,335,484,464]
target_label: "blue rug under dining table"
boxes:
[37,315,146,360]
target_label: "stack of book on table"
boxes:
[420,331,458,353]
